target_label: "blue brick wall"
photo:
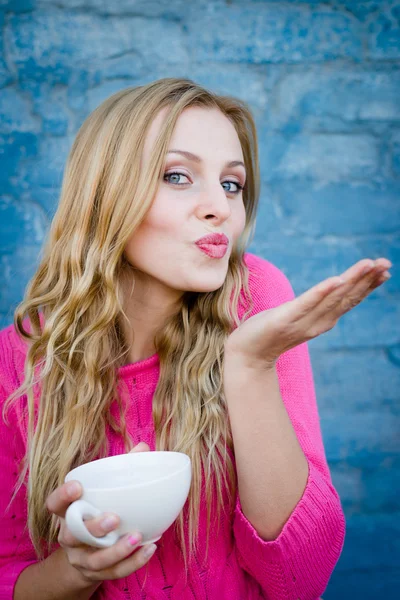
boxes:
[0,1,399,597]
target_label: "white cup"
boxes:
[64,451,191,548]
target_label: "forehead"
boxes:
[142,105,244,162]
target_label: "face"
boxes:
[123,106,247,301]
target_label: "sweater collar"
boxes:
[117,352,159,379]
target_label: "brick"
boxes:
[66,70,90,113]
[87,80,134,113]
[186,64,269,112]
[367,3,400,59]
[0,87,39,134]
[28,136,71,189]
[311,295,400,349]
[0,56,11,88]
[0,246,42,313]
[321,411,398,460]
[331,454,400,515]
[6,11,130,66]
[0,133,38,194]
[388,344,400,366]
[331,1,386,22]
[0,196,48,251]
[257,132,290,181]
[267,68,400,128]
[93,53,146,82]
[5,10,187,82]
[391,129,400,177]
[0,314,13,330]
[0,0,34,11]
[36,0,187,17]
[0,20,12,88]
[335,513,400,572]
[272,134,379,181]
[249,232,400,292]
[327,567,400,599]
[185,3,362,63]
[29,82,69,136]
[29,186,60,217]
[354,235,400,294]
[250,236,398,328]
[311,348,400,415]
[270,181,400,236]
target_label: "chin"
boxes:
[190,278,227,294]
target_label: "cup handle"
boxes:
[65,499,119,548]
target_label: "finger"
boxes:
[324,259,391,302]
[344,264,391,302]
[288,275,347,322]
[100,542,157,579]
[328,260,391,308]
[285,258,389,319]
[79,540,157,581]
[339,258,391,283]
[46,481,82,519]
[287,261,383,333]
[309,258,391,311]
[311,263,391,325]
[344,268,391,309]
[373,270,391,286]
[129,442,150,453]
[59,512,120,548]
[70,531,144,575]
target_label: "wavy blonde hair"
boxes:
[3,78,260,567]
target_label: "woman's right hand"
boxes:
[45,443,157,584]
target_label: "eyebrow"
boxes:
[167,149,246,170]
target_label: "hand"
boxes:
[45,442,156,584]
[225,258,392,369]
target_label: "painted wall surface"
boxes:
[0,1,399,597]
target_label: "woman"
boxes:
[0,78,391,599]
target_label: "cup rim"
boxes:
[65,451,191,492]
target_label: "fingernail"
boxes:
[382,272,391,280]
[143,543,157,558]
[362,262,375,274]
[101,515,118,531]
[127,534,141,546]
[66,482,80,498]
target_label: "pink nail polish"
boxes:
[128,535,140,546]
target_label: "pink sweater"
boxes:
[0,252,345,600]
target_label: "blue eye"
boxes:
[163,172,190,185]
[164,171,244,194]
[221,181,244,194]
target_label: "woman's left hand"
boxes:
[225,258,392,370]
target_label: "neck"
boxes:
[120,271,183,364]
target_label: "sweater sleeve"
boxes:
[0,381,38,599]
[232,254,346,600]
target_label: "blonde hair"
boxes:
[3,78,260,568]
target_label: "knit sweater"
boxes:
[0,252,345,600]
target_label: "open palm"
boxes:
[225,258,392,369]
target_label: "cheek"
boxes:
[142,196,182,234]
[233,203,247,236]
[124,211,180,262]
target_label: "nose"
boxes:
[197,182,232,224]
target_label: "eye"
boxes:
[222,180,244,194]
[163,171,245,194]
[163,171,190,185]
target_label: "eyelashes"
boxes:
[163,171,245,194]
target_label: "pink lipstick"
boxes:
[195,233,229,259]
